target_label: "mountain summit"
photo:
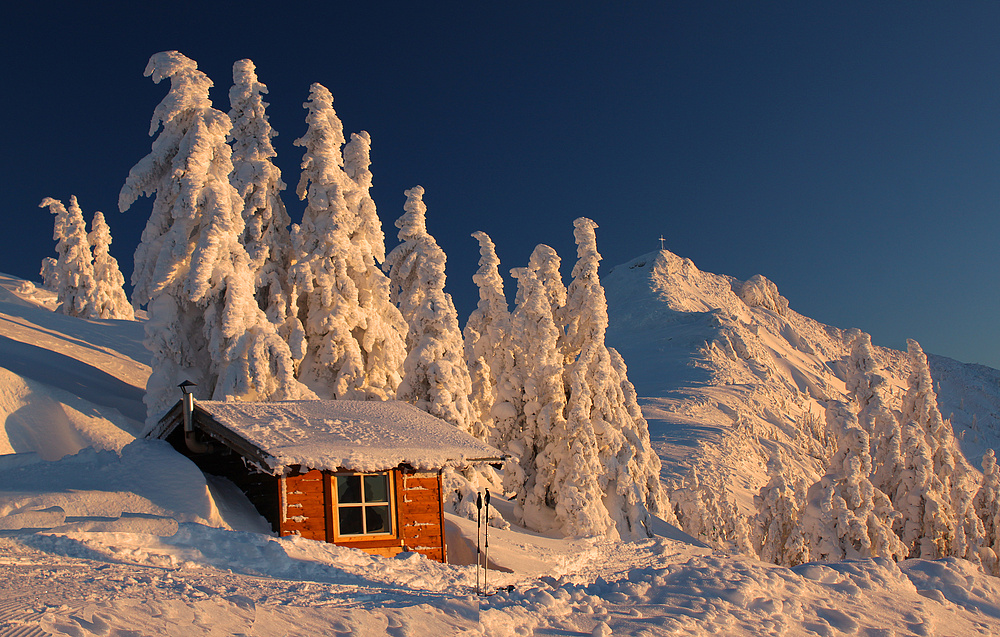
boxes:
[604,249,1000,512]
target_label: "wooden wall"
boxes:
[395,470,446,563]
[278,468,447,563]
[280,469,328,541]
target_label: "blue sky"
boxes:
[3,2,998,368]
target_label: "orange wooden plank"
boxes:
[286,485,323,496]
[412,548,443,561]
[400,488,440,501]
[286,498,325,510]
[285,470,324,484]
[286,497,326,511]
[282,517,326,532]
[401,527,441,540]
[401,529,440,541]
[281,524,326,541]
[323,471,334,543]
[401,511,443,526]
[401,477,440,491]
[335,538,404,549]
[399,500,441,515]
[362,545,404,558]
[401,492,441,505]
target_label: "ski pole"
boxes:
[476,492,483,595]
[484,489,491,595]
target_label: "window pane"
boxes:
[339,507,363,535]
[365,505,391,534]
[364,474,389,503]
[337,475,361,503]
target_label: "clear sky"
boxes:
[3,2,998,369]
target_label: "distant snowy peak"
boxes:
[608,250,787,320]
[604,250,860,398]
[603,249,1000,512]
[607,250,736,315]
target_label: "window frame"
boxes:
[329,470,397,542]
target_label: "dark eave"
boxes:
[148,400,280,473]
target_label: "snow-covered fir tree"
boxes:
[668,467,719,544]
[844,329,878,410]
[551,218,663,539]
[87,210,134,320]
[894,420,954,558]
[119,51,311,424]
[846,332,905,508]
[901,338,983,562]
[290,83,406,400]
[39,257,60,292]
[384,186,474,433]
[752,450,809,566]
[609,344,670,524]
[39,196,99,319]
[464,231,512,444]
[901,339,958,487]
[227,59,293,332]
[343,130,383,265]
[488,268,527,457]
[670,466,747,549]
[802,401,907,561]
[503,246,569,532]
[975,449,1000,574]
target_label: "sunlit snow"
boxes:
[2,262,1000,635]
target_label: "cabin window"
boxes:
[334,472,394,537]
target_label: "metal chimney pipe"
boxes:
[182,388,195,433]
[178,381,211,454]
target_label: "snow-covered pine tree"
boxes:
[802,401,907,561]
[290,83,406,400]
[464,231,512,444]
[87,210,134,320]
[752,449,809,566]
[552,218,662,540]
[846,332,904,507]
[668,467,718,544]
[503,246,569,532]
[228,59,293,333]
[894,420,954,558]
[40,196,100,319]
[489,270,527,458]
[343,130,384,265]
[901,338,983,562]
[845,329,878,411]
[669,466,745,549]
[384,186,474,433]
[975,449,1000,574]
[39,257,59,292]
[901,339,957,485]
[119,51,312,425]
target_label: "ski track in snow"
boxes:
[3,531,1000,636]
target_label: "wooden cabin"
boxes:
[146,397,503,563]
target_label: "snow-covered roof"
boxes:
[152,399,504,474]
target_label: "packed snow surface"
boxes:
[170,399,504,473]
[3,261,1000,635]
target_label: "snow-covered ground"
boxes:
[3,263,1000,636]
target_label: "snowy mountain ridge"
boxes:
[5,260,1000,634]
[604,249,1000,514]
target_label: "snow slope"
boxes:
[0,275,148,459]
[3,267,1000,635]
[605,250,1000,512]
